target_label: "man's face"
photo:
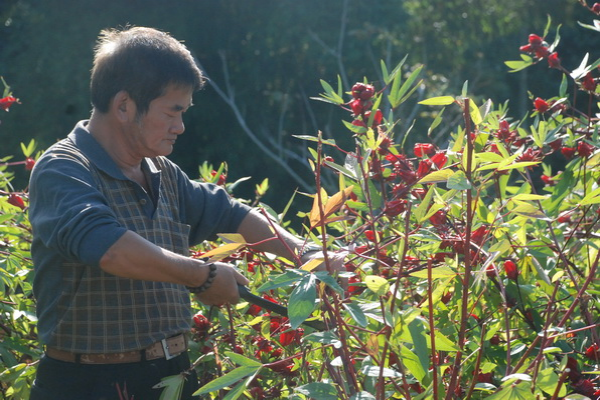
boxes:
[129,85,193,158]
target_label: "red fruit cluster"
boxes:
[348,82,383,131]
[192,313,211,339]
[0,96,19,112]
[210,170,227,186]
[519,34,561,69]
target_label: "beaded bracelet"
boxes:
[187,263,217,294]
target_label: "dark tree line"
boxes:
[1,0,598,211]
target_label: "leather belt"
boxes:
[45,334,187,364]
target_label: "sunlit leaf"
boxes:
[202,242,247,261]
[364,275,390,296]
[418,96,455,106]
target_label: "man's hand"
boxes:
[194,262,249,306]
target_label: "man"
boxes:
[28,26,322,400]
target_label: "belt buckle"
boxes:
[161,338,176,360]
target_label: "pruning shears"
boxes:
[237,284,327,331]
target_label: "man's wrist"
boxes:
[187,263,217,294]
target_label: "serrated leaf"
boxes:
[418,96,455,106]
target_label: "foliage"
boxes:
[1,0,599,213]
[2,2,600,400]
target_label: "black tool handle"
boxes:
[237,284,326,331]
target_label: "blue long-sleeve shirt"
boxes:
[29,120,251,352]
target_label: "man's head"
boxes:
[90,26,205,117]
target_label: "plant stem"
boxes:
[445,97,475,400]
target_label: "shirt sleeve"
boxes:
[169,163,252,246]
[29,151,127,267]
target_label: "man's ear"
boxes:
[112,90,136,122]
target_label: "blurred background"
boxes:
[1,0,598,214]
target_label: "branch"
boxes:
[196,54,313,192]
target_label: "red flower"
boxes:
[517,148,543,164]
[471,226,489,246]
[385,199,407,217]
[561,146,577,159]
[210,170,227,186]
[519,44,532,53]
[431,152,448,169]
[504,260,519,281]
[417,159,432,178]
[24,157,36,171]
[528,34,543,47]
[0,96,19,112]
[534,97,550,113]
[429,210,446,226]
[278,326,304,346]
[548,52,561,69]
[578,141,595,158]
[584,343,600,361]
[365,230,380,241]
[549,138,563,152]
[7,193,25,210]
[541,174,554,186]
[414,143,436,158]
[583,72,597,92]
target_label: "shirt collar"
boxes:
[67,120,160,183]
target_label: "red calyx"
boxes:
[504,260,519,281]
[534,97,550,113]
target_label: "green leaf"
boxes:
[418,169,454,184]
[394,65,424,106]
[579,186,600,205]
[360,365,403,378]
[409,265,456,279]
[364,275,390,296]
[314,271,344,294]
[427,107,445,136]
[432,330,459,352]
[468,98,483,125]
[505,54,534,73]
[447,170,471,190]
[193,365,261,396]
[294,382,338,400]
[485,382,535,400]
[537,368,566,397]
[414,185,435,223]
[225,351,263,368]
[418,96,455,106]
[343,302,368,327]
[257,270,304,292]
[399,344,426,383]
[350,392,377,400]
[155,374,185,400]
[288,273,317,329]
